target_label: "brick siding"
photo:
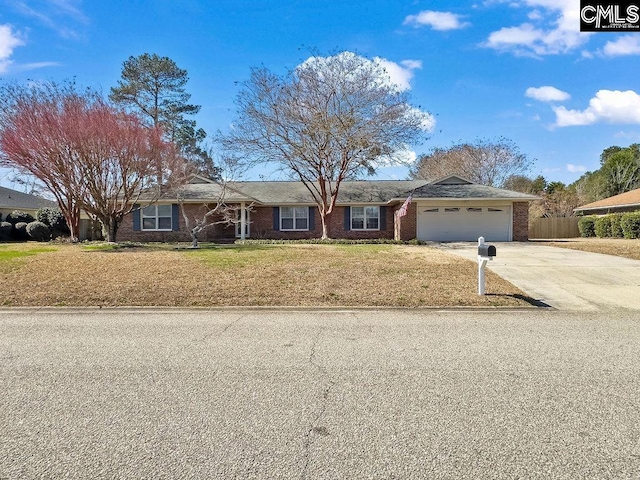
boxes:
[118,200,531,242]
[512,202,529,241]
[118,204,396,242]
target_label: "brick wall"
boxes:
[251,206,395,239]
[118,204,235,243]
[512,202,529,241]
[117,204,398,242]
[117,201,531,242]
[393,203,417,241]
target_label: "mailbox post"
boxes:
[477,236,496,295]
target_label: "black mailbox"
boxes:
[478,244,496,257]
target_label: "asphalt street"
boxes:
[1,308,640,479]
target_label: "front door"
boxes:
[235,208,250,238]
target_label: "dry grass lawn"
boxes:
[535,238,640,261]
[0,242,533,307]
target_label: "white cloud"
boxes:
[602,35,640,57]
[297,52,433,131]
[483,0,590,56]
[11,0,88,39]
[300,52,422,92]
[566,163,586,173]
[403,10,470,30]
[13,61,61,72]
[407,106,436,132]
[374,57,422,92]
[614,130,640,140]
[553,90,640,127]
[528,9,543,20]
[525,86,570,102]
[0,24,25,73]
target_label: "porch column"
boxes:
[240,201,246,240]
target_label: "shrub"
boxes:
[0,221,11,241]
[26,221,51,242]
[12,222,29,240]
[36,206,69,238]
[235,238,426,245]
[6,210,35,225]
[621,212,640,239]
[594,216,612,238]
[610,213,624,238]
[578,216,597,237]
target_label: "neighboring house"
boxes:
[574,188,640,216]
[0,185,56,220]
[119,175,538,243]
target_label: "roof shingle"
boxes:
[575,188,640,211]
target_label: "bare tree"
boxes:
[172,156,250,248]
[0,81,181,242]
[219,51,430,239]
[409,137,533,187]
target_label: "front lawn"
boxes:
[535,238,640,261]
[0,242,532,307]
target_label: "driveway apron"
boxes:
[437,242,640,311]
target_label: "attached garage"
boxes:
[416,203,512,242]
[400,175,539,242]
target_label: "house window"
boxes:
[444,207,460,213]
[281,206,308,231]
[488,208,504,212]
[351,206,379,230]
[142,205,172,231]
[467,207,483,213]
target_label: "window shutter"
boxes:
[308,206,315,231]
[273,207,280,231]
[343,206,351,231]
[133,204,141,231]
[172,204,179,231]
[379,206,386,230]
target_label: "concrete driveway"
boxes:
[437,242,640,311]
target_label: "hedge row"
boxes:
[235,238,427,245]
[0,208,69,242]
[578,212,640,239]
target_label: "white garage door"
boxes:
[417,205,512,242]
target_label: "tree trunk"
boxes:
[60,205,81,243]
[99,216,119,242]
[320,210,332,240]
[190,230,199,248]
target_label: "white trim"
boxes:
[236,205,250,238]
[280,206,309,231]
[416,203,512,242]
[141,204,172,231]
[351,205,380,231]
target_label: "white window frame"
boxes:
[351,206,380,231]
[141,204,172,231]
[280,206,309,231]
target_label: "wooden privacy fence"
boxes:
[529,217,580,239]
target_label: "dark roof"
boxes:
[574,188,640,212]
[0,186,56,211]
[149,175,538,205]
[227,180,428,204]
[411,183,538,200]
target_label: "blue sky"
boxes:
[2,0,640,188]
